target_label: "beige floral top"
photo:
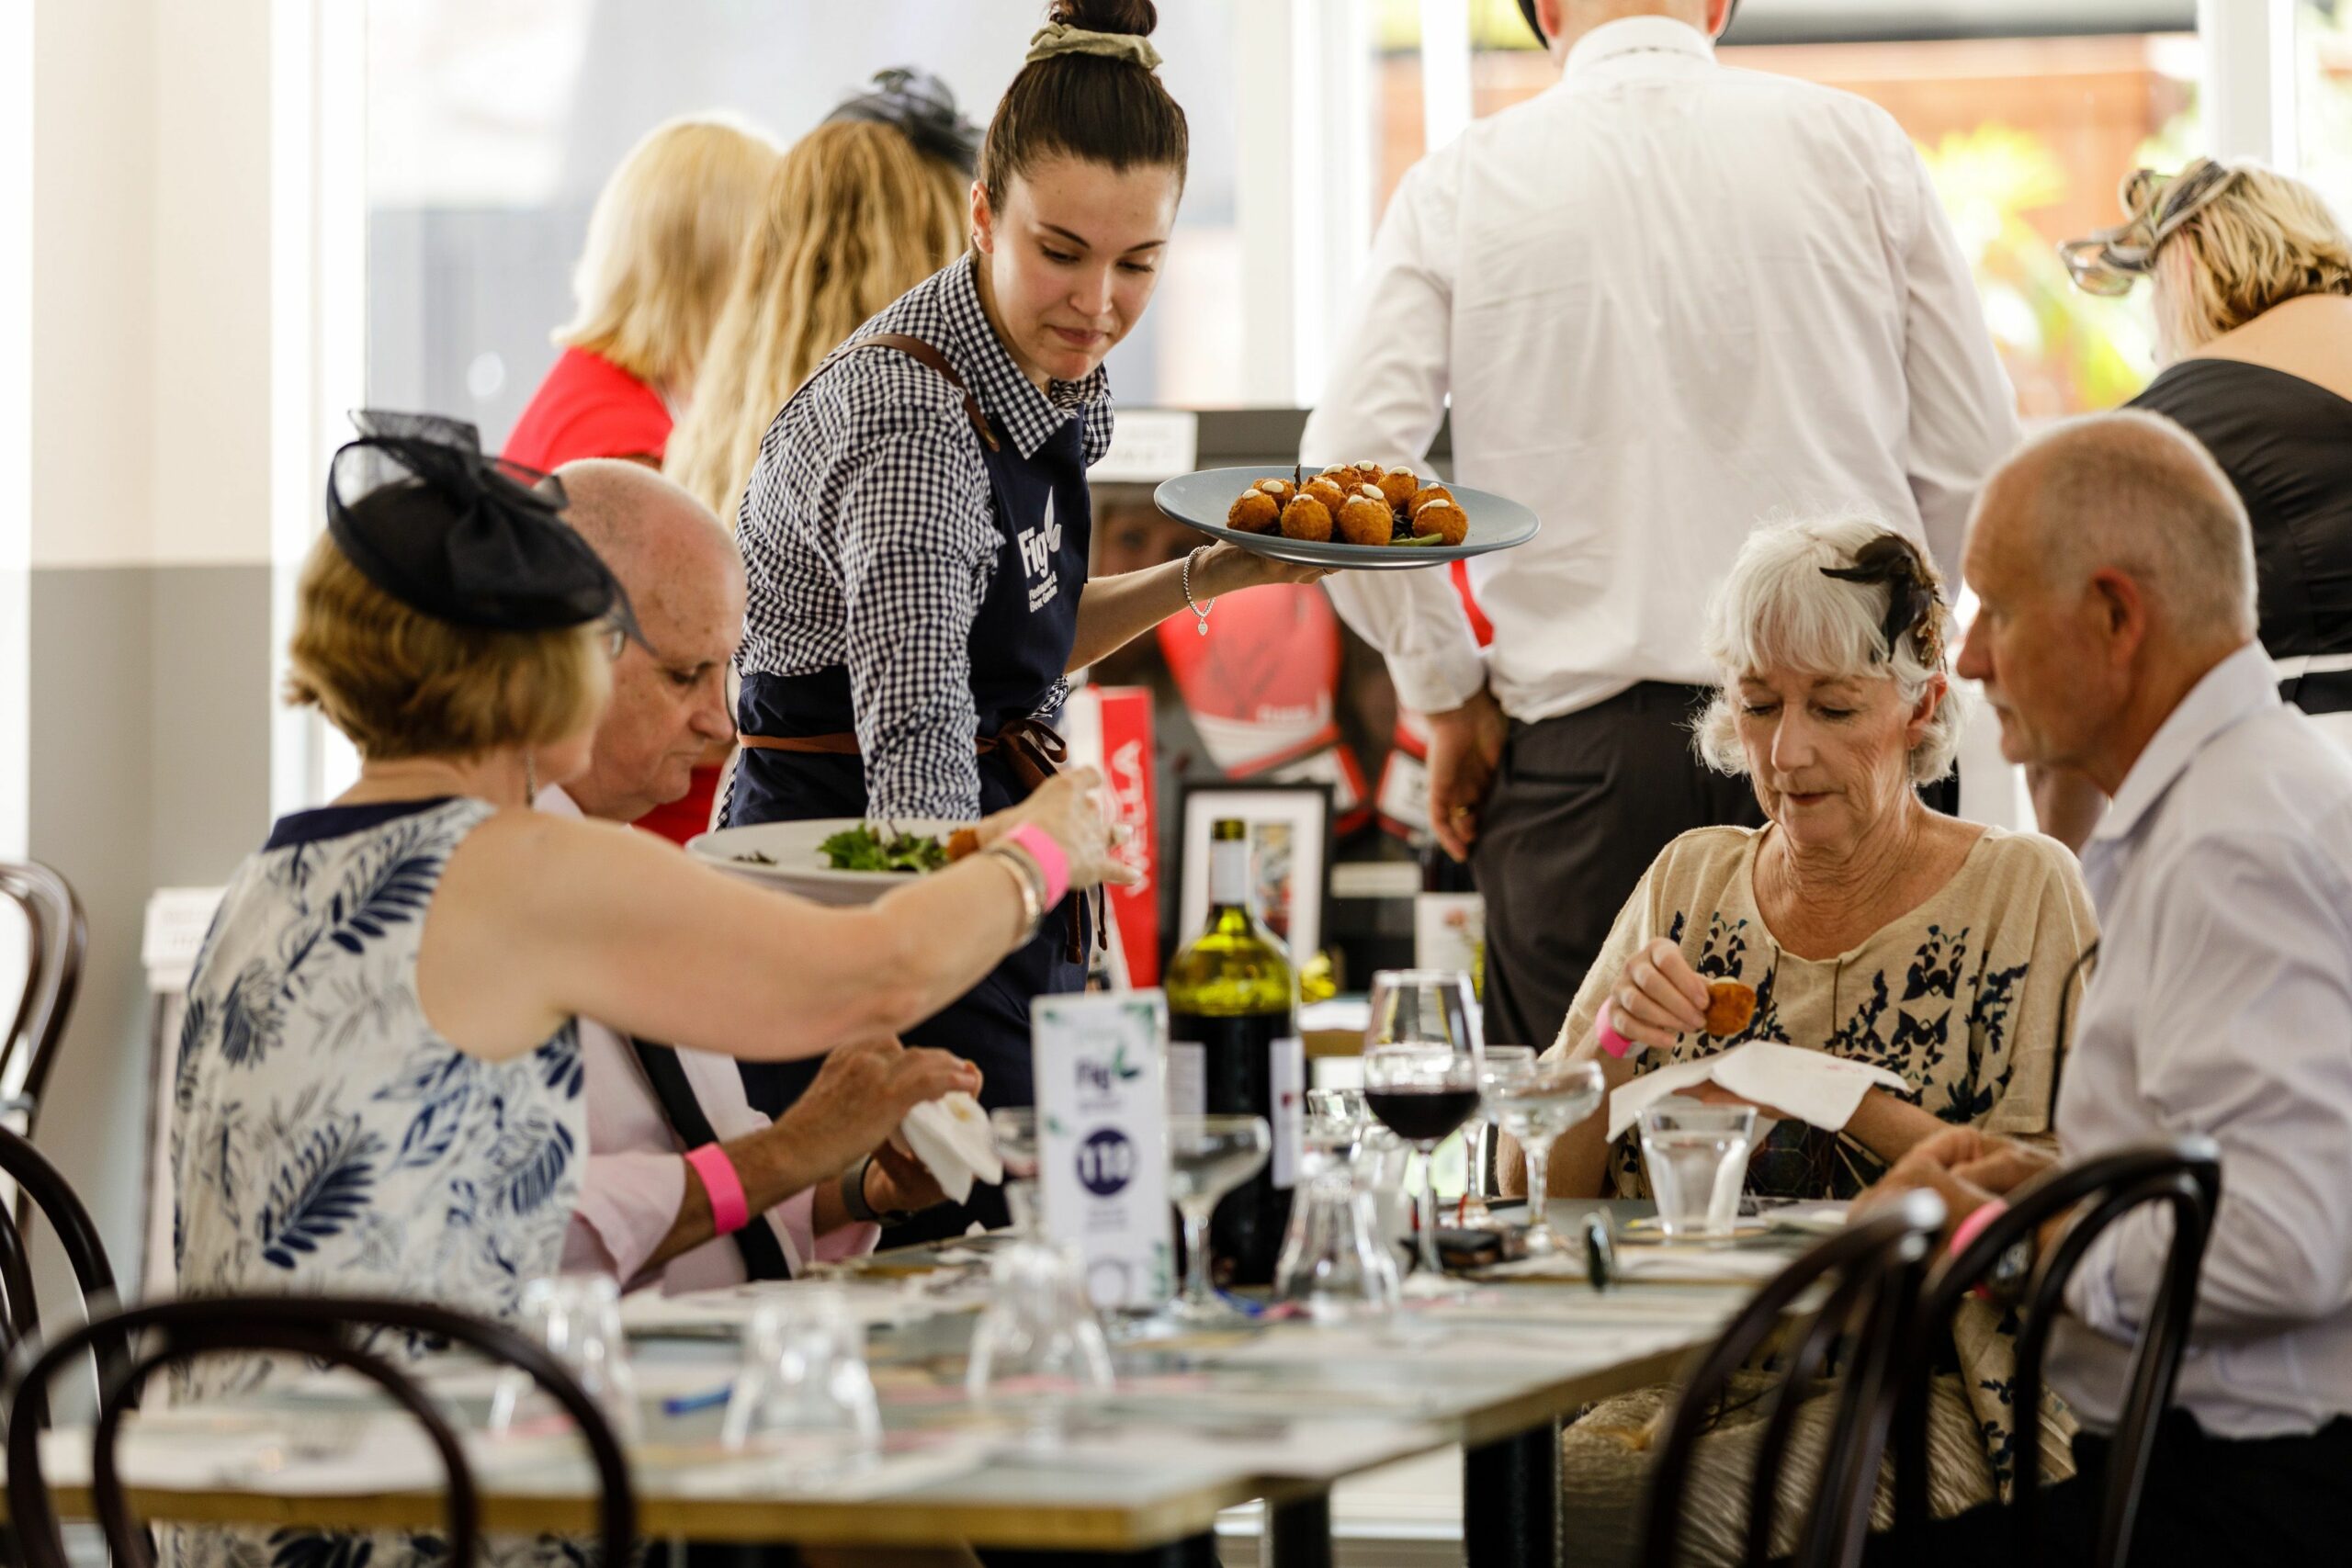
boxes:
[1548,821,2098,1497]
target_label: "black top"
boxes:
[2130,357,2352,663]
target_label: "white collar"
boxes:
[2090,640,2281,847]
[1564,15,1716,78]
[532,784,581,819]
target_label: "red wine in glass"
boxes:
[1364,1087,1481,1145]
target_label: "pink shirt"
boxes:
[538,786,877,1291]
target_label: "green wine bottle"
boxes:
[1166,818,1304,1287]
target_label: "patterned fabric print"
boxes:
[166,797,586,1568]
[1555,824,2098,1505]
[732,254,1114,819]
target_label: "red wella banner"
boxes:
[1063,684,1160,987]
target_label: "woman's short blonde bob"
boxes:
[284,518,611,762]
[2150,160,2352,355]
[1693,513,1964,786]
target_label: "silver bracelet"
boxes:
[983,844,1046,944]
[1181,546,1216,637]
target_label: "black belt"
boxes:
[628,1038,795,1282]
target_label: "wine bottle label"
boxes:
[1208,837,1250,909]
[1271,1035,1305,1190]
[1167,1040,1206,1121]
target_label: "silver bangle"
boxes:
[1181,546,1216,637]
[983,844,1045,943]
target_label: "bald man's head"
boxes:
[552,459,746,822]
[1956,411,2257,789]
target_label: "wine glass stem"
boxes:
[1414,1145,1443,1276]
[1180,1204,1214,1305]
[1525,1143,1552,1241]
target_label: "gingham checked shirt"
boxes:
[734,255,1114,818]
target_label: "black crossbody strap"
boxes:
[628,1038,795,1282]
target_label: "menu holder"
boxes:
[1034,991,1174,1312]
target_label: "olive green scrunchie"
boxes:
[1024,22,1164,72]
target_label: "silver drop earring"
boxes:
[524,749,537,803]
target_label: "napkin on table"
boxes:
[1605,1042,1908,1143]
[898,1091,1003,1204]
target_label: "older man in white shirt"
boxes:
[1305,0,2020,1048]
[1871,412,2352,1563]
[544,460,971,1292]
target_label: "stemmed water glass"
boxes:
[1461,1045,1538,1228]
[1488,1059,1606,1252]
[1165,1113,1272,1325]
[491,1275,640,1442]
[1362,967,1484,1297]
[719,1287,881,1485]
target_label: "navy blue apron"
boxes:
[727,335,1092,1237]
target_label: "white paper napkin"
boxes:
[899,1091,1002,1204]
[1605,1043,1907,1142]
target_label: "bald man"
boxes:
[547,461,965,1292]
[1868,412,2352,1564]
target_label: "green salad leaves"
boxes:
[817,823,950,874]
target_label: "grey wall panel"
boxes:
[148,565,273,885]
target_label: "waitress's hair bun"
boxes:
[1047,0,1157,32]
[978,0,1189,207]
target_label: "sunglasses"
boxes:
[2060,160,2240,298]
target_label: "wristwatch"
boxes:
[841,1155,918,1228]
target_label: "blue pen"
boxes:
[660,1382,735,1417]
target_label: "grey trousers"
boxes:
[1469,682,1766,1051]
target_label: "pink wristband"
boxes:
[1596,1000,1636,1059]
[1947,1197,2008,1260]
[684,1144,750,1236]
[1003,823,1070,907]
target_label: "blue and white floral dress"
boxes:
[169,795,585,1568]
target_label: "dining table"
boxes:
[10,1200,1829,1567]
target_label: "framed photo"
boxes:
[1176,783,1333,962]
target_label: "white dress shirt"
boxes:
[1306,17,2021,721]
[2051,642,2352,1438]
[537,785,876,1292]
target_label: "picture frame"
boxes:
[1175,783,1334,963]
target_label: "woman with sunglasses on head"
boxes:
[2037,160,2352,843]
[722,0,1327,1235]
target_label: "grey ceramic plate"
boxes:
[1153,466,1541,570]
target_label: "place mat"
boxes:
[41,1412,468,1495]
[639,1430,1000,1501]
[1476,1245,1792,1285]
[619,1276,985,1338]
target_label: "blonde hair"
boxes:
[2143,161,2352,355]
[285,529,610,761]
[1694,514,1964,785]
[664,120,966,525]
[552,114,782,389]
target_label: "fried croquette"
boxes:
[1228,490,1282,533]
[1255,478,1296,507]
[1377,469,1421,510]
[1302,479,1349,516]
[1409,483,1454,513]
[1280,495,1334,542]
[946,828,981,863]
[1338,494,1394,547]
[1414,498,1470,546]
[1703,980,1757,1037]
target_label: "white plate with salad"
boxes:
[687,818,974,907]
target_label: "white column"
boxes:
[1420,0,1474,157]
[2199,0,2298,169]
[1,0,31,861]
[269,0,368,814]
[1236,0,1302,405]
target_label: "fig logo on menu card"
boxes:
[1020,491,1064,613]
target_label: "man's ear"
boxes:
[2086,568,2150,673]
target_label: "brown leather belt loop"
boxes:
[738,720,1103,965]
[841,333,1000,452]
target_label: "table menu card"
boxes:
[1034,991,1173,1311]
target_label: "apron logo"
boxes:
[1019,492,1063,614]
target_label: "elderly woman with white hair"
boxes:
[1499,514,2098,1562]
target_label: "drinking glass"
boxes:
[1363,971,1482,1298]
[1489,1059,1606,1252]
[1166,1113,1272,1325]
[1637,1099,1758,1243]
[1461,1045,1538,1228]
[1274,1111,1401,1322]
[491,1274,640,1441]
[990,1106,1040,1235]
[719,1287,881,1484]
[965,1236,1114,1447]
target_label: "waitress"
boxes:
[727,0,1324,1234]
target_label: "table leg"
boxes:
[1464,1419,1561,1568]
[1264,1492,1333,1568]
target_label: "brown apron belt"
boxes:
[738,717,1099,963]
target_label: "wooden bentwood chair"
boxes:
[0,861,85,1137]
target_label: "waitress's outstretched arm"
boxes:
[1066,542,1335,672]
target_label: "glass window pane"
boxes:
[2301,0,2352,212]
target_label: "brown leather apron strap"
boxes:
[736,720,1103,964]
[836,333,1001,452]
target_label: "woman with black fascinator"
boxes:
[163,412,1126,1568]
